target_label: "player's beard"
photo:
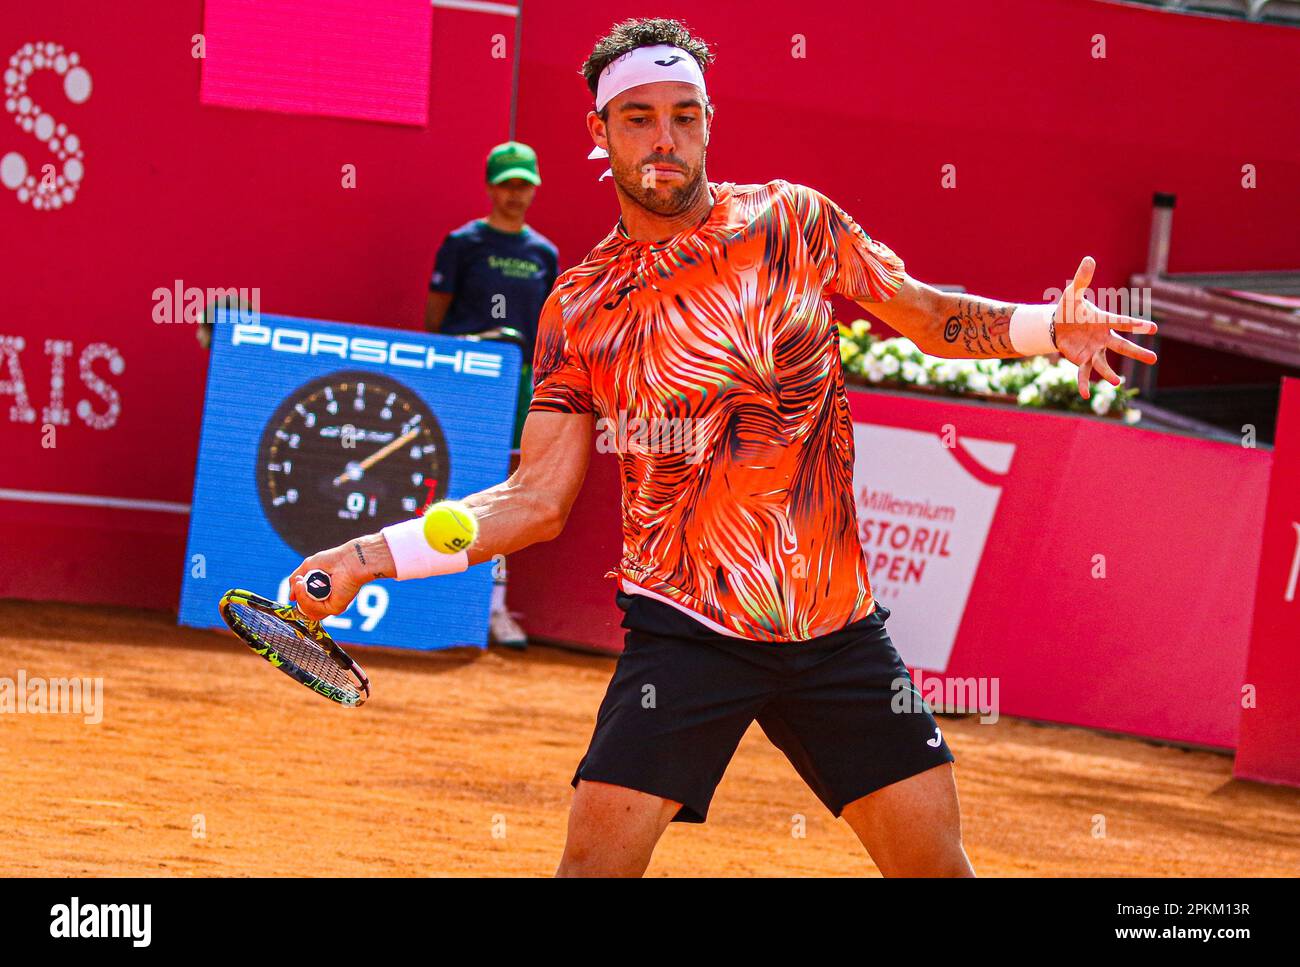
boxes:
[609,144,707,216]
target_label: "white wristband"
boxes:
[1008,303,1057,357]
[380,518,469,581]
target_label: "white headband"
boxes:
[589,45,707,181]
[595,44,706,112]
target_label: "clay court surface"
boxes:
[2,600,1297,877]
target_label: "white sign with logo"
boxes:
[853,424,1014,671]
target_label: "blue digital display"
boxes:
[178,311,520,649]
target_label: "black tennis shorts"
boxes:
[572,591,955,823]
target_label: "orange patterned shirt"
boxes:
[530,180,906,642]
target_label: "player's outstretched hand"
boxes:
[285,540,370,621]
[1052,256,1159,399]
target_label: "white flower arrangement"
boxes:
[838,318,1140,422]
[1017,384,1042,406]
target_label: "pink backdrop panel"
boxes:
[1235,378,1300,785]
[4,0,1298,633]
[509,448,628,652]
[518,0,1300,308]
[0,0,514,607]
[199,0,432,125]
[510,389,1271,748]
[848,391,1269,750]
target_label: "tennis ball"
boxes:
[422,500,478,553]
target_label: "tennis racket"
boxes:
[218,569,371,707]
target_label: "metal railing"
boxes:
[1114,0,1300,24]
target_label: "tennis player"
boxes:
[288,18,1157,877]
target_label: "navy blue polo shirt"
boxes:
[429,219,559,361]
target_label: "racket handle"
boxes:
[302,569,333,602]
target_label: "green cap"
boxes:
[486,141,541,186]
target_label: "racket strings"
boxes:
[232,602,357,692]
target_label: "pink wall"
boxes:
[3,0,1298,607]
[517,0,1300,333]
[0,2,514,604]
[509,387,1272,749]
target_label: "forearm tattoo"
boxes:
[354,540,389,580]
[942,298,1016,357]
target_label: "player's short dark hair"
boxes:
[580,18,714,119]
